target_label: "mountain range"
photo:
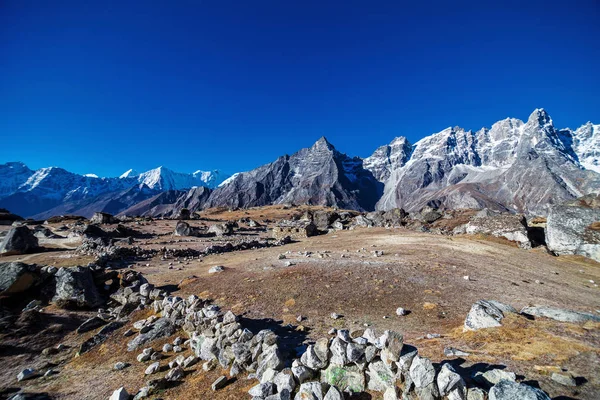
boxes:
[1,109,598,218]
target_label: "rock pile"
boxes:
[113,292,553,400]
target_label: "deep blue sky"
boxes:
[1,1,599,177]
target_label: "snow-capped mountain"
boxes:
[0,164,229,217]
[1,108,597,218]
[0,162,34,199]
[569,122,600,173]
[370,109,600,215]
[132,166,226,191]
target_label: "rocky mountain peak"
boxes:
[311,136,335,152]
[527,108,553,128]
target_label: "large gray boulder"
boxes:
[546,194,600,262]
[174,220,192,236]
[465,214,531,249]
[464,300,505,331]
[520,305,600,323]
[53,266,103,308]
[0,226,38,255]
[0,262,39,295]
[489,380,550,400]
[90,212,115,224]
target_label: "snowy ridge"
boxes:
[368,109,600,215]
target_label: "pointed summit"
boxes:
[527,108,553,127]
[311,136,335,151]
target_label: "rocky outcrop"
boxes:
[546,194,600,262]
[0,226,39,255]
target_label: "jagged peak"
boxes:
[527,108,553,127]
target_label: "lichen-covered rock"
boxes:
[321,364,365,393]
[489,380,550,400]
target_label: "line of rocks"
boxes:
[109,294,558,400]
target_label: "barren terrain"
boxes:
[1,206,599,399]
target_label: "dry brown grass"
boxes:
[451,314,600,364]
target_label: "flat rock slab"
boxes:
[520,306,600,323]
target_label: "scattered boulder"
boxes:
[109,387,129,400]
[0,226,39,255]
[273,221,318,239]
[174,221,192,236]
[17,368,36,381]
[464,300,506,331]
[0,262,39,295]
[208,265,225,274]
[417,206,443,223]
[90,212,115,224]
[208,222,234,236]
[53,266,103,309]
[546,194,600,262]
[520,305,600,323]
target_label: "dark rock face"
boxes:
[546,194,600,262]
[53,266,104,309]
[0,226,39,255]
[0,262,39,295]
[205,137,383,212]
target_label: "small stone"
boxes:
[44,369,58,377]
[17,368,35,381]
[396,307,408,316]
[162,343,173,352]
[464,275,470,281]
[209,265,225,274]
[165,366,184,381]
[145,362,160,375]
[123,329,135,337]
[114,362,129,370]
[212,375,228,391]
[331,313,341,320]
[444,347,471,357]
